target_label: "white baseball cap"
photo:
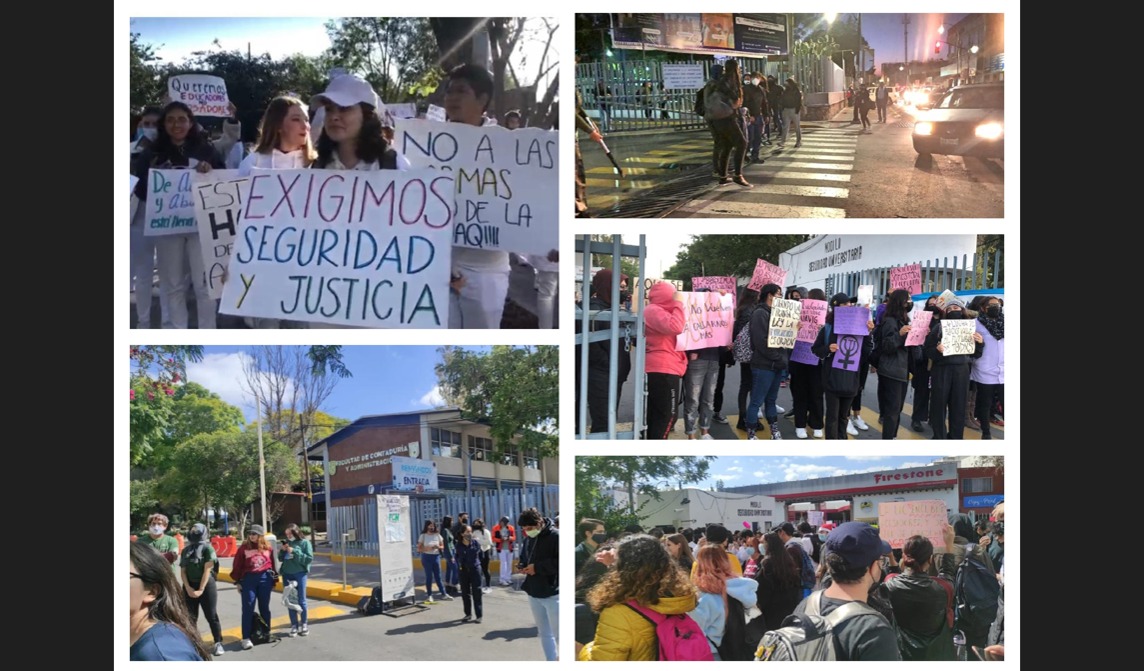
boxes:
[311,74,382,113]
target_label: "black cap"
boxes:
[777,522,796,536]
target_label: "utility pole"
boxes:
[857,13,863,84]
[255,389,268,530]
[902,14,910,87]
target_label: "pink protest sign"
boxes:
[833,306,870,336]
[675,291,735,350]
[831,334,863,371]
[747,259,787,291]
[890,264,923,295]
[905,310,933,346]
[790,340,819,365]
[797,299,828,342]
[691,276,737,296]
[877,499,949,550]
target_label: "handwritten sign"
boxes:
[857,284,874,307]
[217,168,453,328]
[790,340,819,365]
[807,511,824,527]
[395,119,558,257]
[831,335,863,371]
[941,319,976,355]
[388,103,417,119]
[675,291,734,350]
[797,299,827,342]
[833,306,869,336]
[890,263,922,295]
[767,298,800,349]
[168,74,230,117]
[192,170,250,299]
[144,169,197,237]
[691,276,737,298]
[426,105,447,122]
[905,310,933,346]
[878,500,948,550]
[748,259,786,291]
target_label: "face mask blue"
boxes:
[744,546,756,557]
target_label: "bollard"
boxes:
[342,532,349,590]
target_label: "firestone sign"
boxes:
[872,468,947,485]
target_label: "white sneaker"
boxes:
[795,427,808,439]
[853,416,870,431]
[299,624,309,636]
[846,418,859,436]
[289,626,298,638]
[482,587,491,594]
[813,429,824,439]
[213,642,225,656]
[700,433,714,440]
[241,639,254,650]
[440,594,454,600]
[775,404,786,414]
[425,596,435,604]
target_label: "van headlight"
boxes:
[914,122,934,136]
[975,122,1003,139]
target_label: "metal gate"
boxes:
[823,248,1005,302]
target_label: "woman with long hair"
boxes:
[971,295,1005,439]
[665,532,695,574]
[130,541,211,660]
[471,518,494,593]
[278,523,314,637]
[877,289,914,439]
[311,74,409,171]
[788,288,827,438]
[753,532,803,633]
[577,535,698,660]
[644,281,687,439]
[711,59,750,186]
[881,534,957,660]
[178,523,224,656]
[690,545,758,660]
[230,524,276,650]
[734,286,760,431]
[417,519,451,603]
[812,293,864,439]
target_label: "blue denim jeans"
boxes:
[748,115,764,159]
[683,358,720,435]
[283,571,308,626]
[421,553,446,596]
[746,367,783,430]
[529,594,560,660]
[444,555,459,586]
[239,571,274,640]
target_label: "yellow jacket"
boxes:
[577,593,699,661]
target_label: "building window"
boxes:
[500,448,518,467]
[468,435,491,462]
[524,449,539,470]
[961,476,993,493]
[431,428,461,458]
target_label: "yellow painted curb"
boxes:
[203,605,346,643]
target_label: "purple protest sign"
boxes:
[747,259,786,291]
[905,310,932,346]
[797,299,827,342]
[890,264,922,295]
[790,340,819,365]
[831,335,864,371]
[833,306,870,336]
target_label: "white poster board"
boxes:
[426,105,447,122]
[376,494,415,602]
[391,456,438,492]
[388,102,417,119]
[192,170,249,300]
[168,74,231,117]
[768,297,801,349]
[941,319,976,355]
[144,169,197,237]
[857,284,874,308]
[394,119,558,256]
[661,64,706,90]
[217,168,453,328]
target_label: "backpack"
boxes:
[755,591,881,661]
[703,82,735,121]
[788,540,816,590]
[356,586,386,616]
[867,319,884,368]
[251,613,276,645]
[694,87,706,117]
[952,544,1000,645]
[714,597,761,661]
[733,319,753,363]
[625,601,715,661]
[282,580,303,613]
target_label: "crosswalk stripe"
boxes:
[586,178,661,189]
[770,160,854,170]
[716,184,851,198]
[674,201,847,218]
[586,166,682,175]
[755,171,852,182]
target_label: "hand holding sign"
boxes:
[168,75,231,117]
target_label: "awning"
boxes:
[820,503,851,513]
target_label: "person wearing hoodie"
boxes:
[924,298,985,439]
[880,532,958,661]
[745,283,791,440]
[812,293,864,439]
[971,295,1005,439]
[788,287,826,438]
[644,281,687,439]
[909,296,942,432]
[733,286,760,431]
[278,523,314,637]
[778,77,803,148]
[178,523,224,656]
[517,508,559,660]
[933,514,995,580]
[577,269,632,434]
[876,289,914,439]
[577,534,699,660]
[689,545,759,660]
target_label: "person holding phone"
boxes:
[417,520,452,603]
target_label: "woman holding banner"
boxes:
[812,293,863,440]
[744,284,789,440]
[644,282,687,440]
[923,299,985,439]
[131,101,225,329]
[876,289,913,439]
[971,296,1005,440]
[788,288,826,439]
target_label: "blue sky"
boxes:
[183,345,470,422]
[688,455,949,488]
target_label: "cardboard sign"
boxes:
[748,259,787,291]
[807,511,824,526]
[661,63,706,89]
[691,276,737,298]
[388,102,417,119]
[426,104,447,122]
[144,169,197,237]
[217,168,453,328]
[890,263,922,295]
[767,297,800,349]
[168,74,230,117]
[797,298,828,342]
[790,339,819,365]
[833,305,870,336]
[941,319,976,355]
[675,291,734,350]
[831,334,863,371]
[877,499,948,550]
[857,284,874,307]
[905,310,933,346]
[395,119,557,256]
[192,170,250,300]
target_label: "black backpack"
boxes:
[356,586,386,616]
[251,613,276,645]
[867,319,884,368]
[952,544,1000,645]
[713,597,764,661]
[694,87,706,117]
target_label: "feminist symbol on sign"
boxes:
[837,335,859,368]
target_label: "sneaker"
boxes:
[461,615,472,622]
[482,587,491,594]
[213,643,225,657]
[440,594,454,600]
[474,617,482,623]
[846,418,859,436]
[719,177,733,185]
[775,404,786,414]
[747,429,757,440]
[425,596,435,604]
[700,433,714,440]
[733,176,752,187]
[713,413,728,424]
[289,626,298,638]
[299,624,309,636]
[784,408,796,418]
[241,639,254,651]
[911,420,925,433]
[735,421,747,431]
[852,416,870,431]
[794,143,801,148]
[770,427,783,440]
[965,416,981,430]
[812,429,824,439]
[795,427,808,439]
[990,416,1005,427]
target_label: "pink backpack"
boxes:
[626,600,715,661]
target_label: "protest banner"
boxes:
[425,105,446,122]
[831,335,863,371]
[388,102,417,119]
[167,74,230,117]
[790,340,819,365]
[217,168,453,328]
[941,319,976,355]
[691,275,737,298]
[905,310,933,346]
[807,510,824,526]
[833,305,870,336]
[797,298,828,342]
[857,284,874,307]
[144,169,198,237]
[395,119,557,257]
[767,297,801,349]
[877,499,948,550]
[192,170,250,300]
[675,291,734,350]
[890,263,922,295]
[747,259,786,291]
[661,63,706,89]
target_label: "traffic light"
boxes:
[935,41,941,54]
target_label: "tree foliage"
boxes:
[576,456,712,520]
[130,31,166,113]
[665,235,811,288]
[325,18,440,105]
[130,346,205,465]
[435,346,559,458]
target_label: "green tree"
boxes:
[435,346,559,458]
[130,346,204,465]
[325,18,440,104]
[665,235,811,288]
[130,31,166,112]
[575,456,711,519]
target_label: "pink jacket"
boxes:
[644,282,687,376]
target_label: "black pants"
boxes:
[911,366,931,423]
[851,361,870,413]
[183,576,223,643]
[588,367,623,434]
[878,375,908,439]
[737,362,753,426]
[825,392,856,439]
[460,568,483,618]
[859,105,871,129]
[974,382,1003,438]
[790,361,824,430]
[647,373,681,439]
[930,364,969,439]
[713,362,727,414]
[479,549,492,586]
[711,116,747,178]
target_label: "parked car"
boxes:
[912,83,1004,159]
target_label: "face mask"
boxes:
[620,290,632,304]
[752,78,761,85]
[745,546,756,557]
[946,310,963,319]
[525,529,540,538]
[592,533,608,544]
[818,533,829,542]
[905,302,914,311]
[137,127,158,142]
[150,525,166,536]
[986,306,1001,318]
[463,534,472,542]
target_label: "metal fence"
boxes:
[575,235,648,439]
[821,248,1005,302]
[326,485,559,558]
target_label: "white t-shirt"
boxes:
[419,532,442,554]
[472,529,494,552]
